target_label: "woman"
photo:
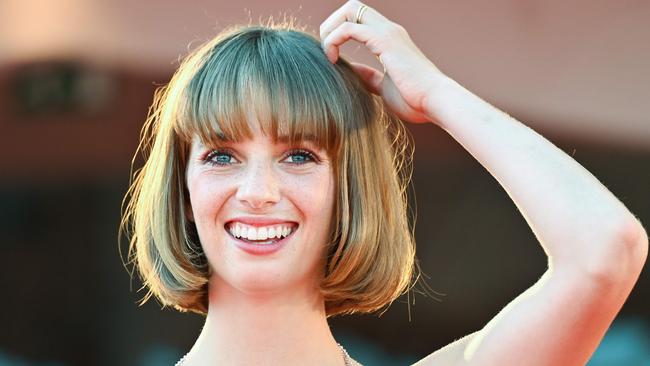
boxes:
[122,1,648,365]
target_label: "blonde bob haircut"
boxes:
[121,20,419,317]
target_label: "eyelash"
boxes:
[203,148,318,167]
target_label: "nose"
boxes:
[235,160,281,209]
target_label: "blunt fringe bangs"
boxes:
[174,24,363,157]
[121,19,422,318]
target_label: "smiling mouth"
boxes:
[224,222,298,245]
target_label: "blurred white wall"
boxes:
[1,0,648,150]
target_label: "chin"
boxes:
[210,265,289,292]
[213,264,320,298]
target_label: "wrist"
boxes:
[422,73,463,128]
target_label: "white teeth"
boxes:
[239,225,246,238]
[228,222,295,241]
[258,227,268,240]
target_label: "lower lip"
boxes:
[227,228,296,255]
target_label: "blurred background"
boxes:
[0,0,648,365]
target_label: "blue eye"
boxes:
[285,149,316,164]
[203,148,318,166]
[205,149,236,166]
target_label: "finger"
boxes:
[319,1,387,42]
[322,22,372,63]
[319,1,353,41]
[349,62,383,95]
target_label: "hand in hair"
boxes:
[323,2,647,366]
[320,0,443,124]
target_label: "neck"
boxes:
[184,274,344,365]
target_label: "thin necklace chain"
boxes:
[175,342,352,365]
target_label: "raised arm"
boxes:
[423,75,647,281]
[414,71,648,366]
[319,1,648,364]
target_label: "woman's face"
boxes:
[185,122,335,296]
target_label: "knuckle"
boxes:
[350,0,364,12]
[389,22,407,36]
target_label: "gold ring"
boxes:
[355,4,369,24]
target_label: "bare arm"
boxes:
[424,74,647,279]
[318,2,648,364]
[415,74,648,366]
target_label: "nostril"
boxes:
[236,189,281,208]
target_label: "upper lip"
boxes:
[225,216,299,227]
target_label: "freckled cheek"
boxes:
[188,175,237,225]
[284,173,335,219]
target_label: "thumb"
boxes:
[349,62,384,95]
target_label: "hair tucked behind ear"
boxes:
[120,18,420,317]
